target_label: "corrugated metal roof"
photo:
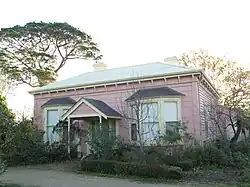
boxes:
[126,86,185,101]
[30,62,200,94]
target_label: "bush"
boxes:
[162,154,179,166]
[177,160,193,171]
[1,117,78,166]
[0,158,6,175]
[3,142,78,166]
[80,160,182,179]
[120,151,139,162]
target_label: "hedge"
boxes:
[3,143,78,166]
[80,160,182,179]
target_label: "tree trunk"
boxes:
[230,120,242,144]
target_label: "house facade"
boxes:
[29,57,219,155]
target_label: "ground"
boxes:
[0,167,186,187]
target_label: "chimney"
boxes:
[164,56,178,64]
[93,61,107,71]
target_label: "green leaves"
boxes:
[0,22,102,87]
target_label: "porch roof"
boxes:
[62,97,122,120]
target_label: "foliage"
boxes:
[158,121,192,146]
[176,160,194,171]
[87,135,134,161]
[1,116,77,166]
[80,160,182,179]
[0,157,6,176]
[0,72,13,96]
[0,94,16,150]
[179,49,250,143]
[0,22,102,87]
[179,138,250,170]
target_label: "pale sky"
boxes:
[1,0,250,115]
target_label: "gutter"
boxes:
[29,69,205,95]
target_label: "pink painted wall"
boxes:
[33,75,206,141]
[71,102,97,116]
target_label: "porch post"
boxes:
[98,115,102,129]
[98,115,102,123]
[67,117,71,155]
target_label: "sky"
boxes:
[1,0,250,115]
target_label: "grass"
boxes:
[0,184,38,187]
[76,170,182,184]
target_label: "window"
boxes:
[46,109,60,142]
[164,101,179,134]
[131,123,137,141]
[45,107,71,143]
[129,98,181,143]
[141,102,159,141]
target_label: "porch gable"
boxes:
[62,97,122,120]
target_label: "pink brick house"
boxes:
[29,57,219,155]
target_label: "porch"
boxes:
[60,97,122,156]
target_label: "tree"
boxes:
[179,49,250,143]
[0,93,15,174]
[0,72,13,96]
[0,94,15,144]
[179,49,250,110]
[0,22,102,87]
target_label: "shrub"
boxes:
[120,151,139,162]
[162,154,179,166]
[80,160,182,179]
[1,117,78,166]
[231,151,250,169]
[177,160,193,171]
[0,158,6,175]
[45,142,78,162]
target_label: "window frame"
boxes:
[44,105,72,142]
[161,98,181,134]
[129,97,182,144]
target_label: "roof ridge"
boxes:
[59,62,191,81]
[55,62,166,82]
[86,61,165,73]
[161,62,192,69]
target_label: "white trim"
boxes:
[43,105,72,142]
[69,114,100,118]
[98,115,102,123]
[67,117,71,155]
[61,98,108,121]
[116,120,119,136]
[29,71,202,95]
[106,116,122,119]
